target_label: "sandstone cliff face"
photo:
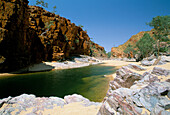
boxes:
[111,30,154,58]
[90,42,107,57]
[0,0,44,72]
[0,0,105,72]
[29,6,91,61]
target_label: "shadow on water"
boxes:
[0,64,116,102]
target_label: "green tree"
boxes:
[148,15,170,57]
[103,49,106,54]
[41,21,54,36]
[136,33,155,58]
[123,44,135,58]
[35,1,57,37]
[78,25,84,28]
[107,52,112,58]
[52,6,57,13]
[36,0,48,8]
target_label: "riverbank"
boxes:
[0,60,116,115]
[0,94,101,115]
[0,55,102,77]
[1,60,169,115]
[98,60,170,115]
[102,60,170,81]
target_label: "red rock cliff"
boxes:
[111,30,154,58]
[0,0,105,72]
[0,0,44,72]
[29,6,91,60]
[90,42,107,57]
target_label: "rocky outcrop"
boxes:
[0,94,101,115]
[90,42,107,57]
[141,56,170,66]
[152,67,170,76]
[64,94,101,106]
[109,66,142,90]
[111,30,170,59]
[17,55,102,72]
[111,30,154,58]
[0,0,45,72]
[0,0,105,72]
[29,6,92,61]
[127,63,146,71]
[98,65,170,115]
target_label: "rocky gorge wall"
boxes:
[111,30,154,58]
[0,0,44,72]
[29,6,91,61]
[90,42,107,58]
[0,0,106,72]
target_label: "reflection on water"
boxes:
[0,65,116,102]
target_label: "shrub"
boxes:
[75,39,79,43]
[107,52,113,58]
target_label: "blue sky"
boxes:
[28,0,170,52]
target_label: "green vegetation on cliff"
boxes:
[113,15,169,60]
[136,33,155,58]
[148,15,170,57]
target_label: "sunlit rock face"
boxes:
[29,6,91,61]
[0,0,106,72]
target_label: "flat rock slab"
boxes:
[127,64,146,71]
[0,94,101,115]
[152,67,170,76]
[98,65,170,115]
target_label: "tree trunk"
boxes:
[157,39,160,58]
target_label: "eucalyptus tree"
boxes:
[148,15,170,57]
[136,33,155,58]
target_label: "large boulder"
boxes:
[141,59,157,66]
[141,56,168,66]
[109,66,142,90]
[152,67,170,76]
[64,94,90,104]
[98,66,170,115]
[98,82,170,115]
[64,94,101,107]
[161,56,170,62]
[127,63,146,71]
[0,94,66,114]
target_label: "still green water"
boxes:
[0,64,116,102]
